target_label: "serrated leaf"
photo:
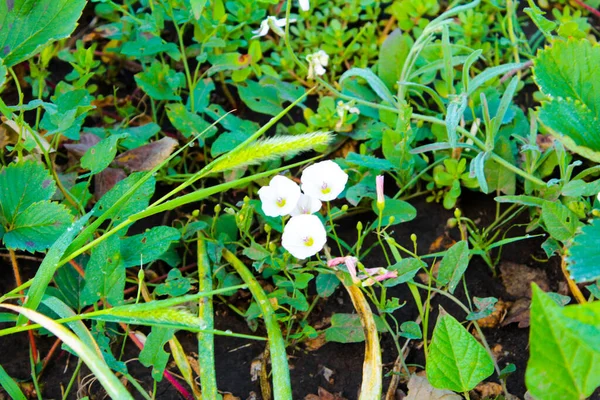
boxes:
[165,103,217,140]
[437,241,470,294]
[0,0,87,67]
[139,327,175,382]
[120,226,181,267]
[526,285,600,399]
[541,201,583,242]
[3,201,73,252]
[524,0,556,40]
[81,134,127,175]
[567,218,600,282]
[81,235,126,306]
[427,311,494,392]
[93,172,155,223]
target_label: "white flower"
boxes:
[258,175,301,217]
[306,50,329,79]
[290,194,322,217]
[336,101,360,118]
[298,0,310,11]
[301,160,348,201]
[282,214,327,259]
[252,16,296,39]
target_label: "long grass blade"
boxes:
[197,234,217,398]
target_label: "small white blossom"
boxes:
[282,214,327,259]
[298,0,310,11]
[290,194,322,217]
[252,16,296,39]
[336,101,360,118]
[306,50,329,79]
[301,160,348,201]
[258,175,301,217]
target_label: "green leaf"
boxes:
[445,94,467,147]
[562,179,600,197]
[211,131,251,157]
[524,0,556,40]
[372,198,417,226]
[526,285,600,399]
[340,68,397,106]
[466,297,498,321]
[484,137,516,195]
[567,218,600,282]
[165,103,217,141]
[120,123,161,150]
[0,363,27,400]
[316,273,340,297]
[325,313,386,343]
[81,134,127,175]
[139,327,175,382]
[399,321,422,339]
[437,240,470,294]
[187,78,215,112]
[121,226,181,267]
[39,89,93,140]
[0,0,87,67]
[134,61,185,101]
[237,79,283,116]
[81,235,126,306]
[154,269,192,297]
[347,152,395,172]
[427,311,494,392]
[384,258,426,287]
[3,201,73,252]
[377,29,413,90]
[93,172,155,223]
[242,241,270,261]
[541,201,583,242]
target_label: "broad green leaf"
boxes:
[340,68,396,106]
[541,201,583,242]
[437,240,470,294]
[0,63,7,90]
[347,152,395,172]
[562,179,600,197]
[139,327,175,382]
[0,304,133,400]
[237,79,283,116]
[466,297,498,321]
[0,0,87,67]
[445,94,467,147]
[81,235,126,306]
[93,172,155,223]
[377,29,413,90]
[134,61,185,101]
[121,226,181,267]
[526,285,600,399]
[399,321,422,339]
[0,363,26,400]
[484,137,516,195]
[81,133,127,175]
[52,262,85,311]
[316,273,340,297]
[567,218,600,282]
[121,35,180,60]
[154,269,192,297]
[187,78,215,112]
[372,198,417,226]
[427,311,494,392]
[206,52,250,75]
[39,89,93,140]
[211,131,251,157]
[384,258,426,287]
[120,123,161,150]
[325,313,386,343]
[166,103,217,141]
[3,201,73,252]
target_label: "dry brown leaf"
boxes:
[222,393,241,400]
[474,382,503,398]
[1,119,53,154]
[64,133,101,156]
[405,375,462,400]
[500,262,549,299]
[304,333,327,351]
[113,137,178,171]
[501,297,531,328]
[476,299,511,328]
[429,234,456,252]
[304,387,347,400]
[418,261,440,285]
[94,167,127,200]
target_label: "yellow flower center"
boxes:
[303,236,314,247]
[276,197,286,207]
[320,182,331,194]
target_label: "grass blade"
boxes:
[197,234,217,398]
[0,363,27,400]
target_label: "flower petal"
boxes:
[282,215,326,259]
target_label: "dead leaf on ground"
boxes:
[501,298,531,328]
[405,375,462,400]
[113,136,178,171]
[429,234,456,252]
[418,261,440,285]
[500,262,549,299]
[223,393,241,400]
[64,133,101,156]
[305,332,327,351]
[94,167,127,200]
[476,299,511,329]
[1,119,53,154]
[473,382,503,399]
[304,387,347,400]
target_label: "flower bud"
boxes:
[376,175,385,212]
[192,209,200,218]
[214,204,221,214]
[264,224,272,233]
[410,233,417,243]
[454,208,462,219]
[356,221,363,232]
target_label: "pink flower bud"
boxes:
[376,175,385,211]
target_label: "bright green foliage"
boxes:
[93,173,155,222]
[384,258,425,286]
[0,0,87,67]
[121,226,181,267]
[567,218,600,283]
[534,39,600,161]
[154,269,192,297]
[139,327,175,382]
[81,235,125,306]
[372,198,417,226]
[39,89,94,140]
[325,313,386,343]
[378,29,413,90]
[134,61,185,101]
[0,161,73,252]
[165,104,217,141]
[399,321,422,339]
[427,311,494,392]
[81,134,127,175]
[431,158,479,209]
[526,285,600,399]
[316,273,340,297]
[541,201,583,242]
[437,240,470,294]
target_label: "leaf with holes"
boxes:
[81,134,128,175]
[427,310,494,392]
[93,172,155,223]
[526,285,600,399]
[0,0,87,67]
[0,161,73,252]
[139,327,175,382]
[541,201,583,242]
[567,218,600,282]
[81,235,126,306]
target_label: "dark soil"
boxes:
[0,189,568,400]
